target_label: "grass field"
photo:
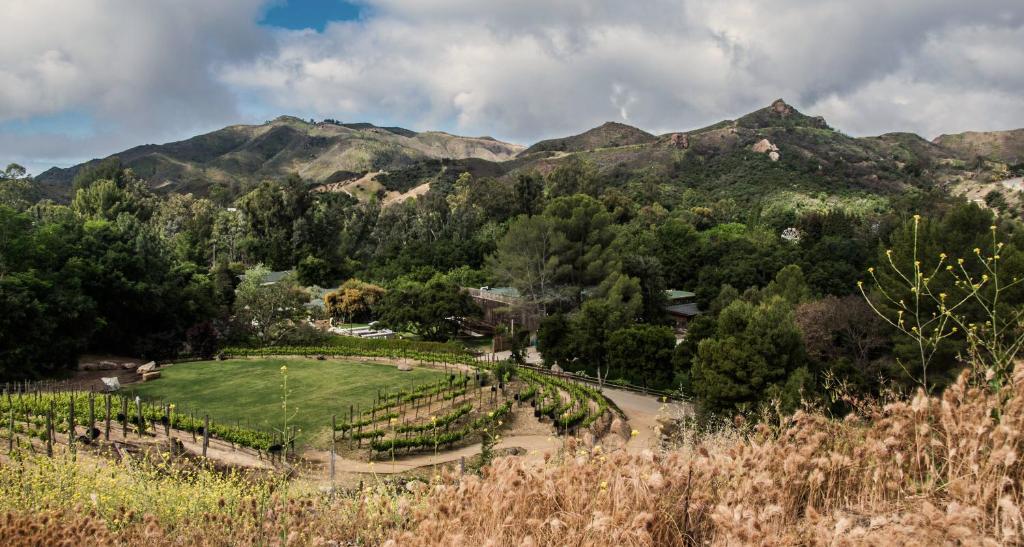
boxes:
[128,358,447,447]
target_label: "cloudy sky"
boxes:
[3,0,1024,175]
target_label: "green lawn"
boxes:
[128,358,447,447]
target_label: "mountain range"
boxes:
[35,100,1024,212]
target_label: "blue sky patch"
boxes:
[260,0,361,31]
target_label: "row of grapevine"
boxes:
[222,343,475,365]
[0,391,273,451]
[368,401,513,454]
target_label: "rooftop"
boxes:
[665,289,696,300]
[664,303,701,317]
[477,286,521,298]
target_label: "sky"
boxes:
[3,0,1024,175]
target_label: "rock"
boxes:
[751,138,776,154]
[405,480,426,494]
[121,362,139,370]
[656,415,680,439]
[771,98,793,116]
[550,364,564,374]
[397,363,413,371]
[100,377,121,392]
[142,371,161,382]
[610,418,630,440]
[669,133,689,149]
[100,360,119,369]
[752,138,780,161]
[581,431,595,447]
[136,362,157,374]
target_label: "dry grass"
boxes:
[2,364,1021,545]
[392,365,1024,545]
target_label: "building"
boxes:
[663,289,701,332]
[465,286,542,351]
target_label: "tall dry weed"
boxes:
[392,365,1024,545]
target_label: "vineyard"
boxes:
[222,340,475,366]
[0,348,619,475]
[328,360,618,460]
[0,389,275,456]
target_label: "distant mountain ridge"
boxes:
[518,121,656,156]
[35,116,524,199]
[933,129,1024,165]
[33,101,1024,210]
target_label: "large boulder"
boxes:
[100,377,121,392]
[550,364,564,374]
[142,371,161,382]
[397,363,414,371]
[136,362,157,375]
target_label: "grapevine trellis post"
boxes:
[88,395,95,438]
[68,396,76,446]
[104,395,111,441]
[7,406,13,453]
[121,397,128,438]
[135,398,144,438]
[45,408,53,457]
[202,415,210,457]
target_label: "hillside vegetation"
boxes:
[32,99,1024,218]
[34,117,524,200]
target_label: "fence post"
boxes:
[135,398,144,438]
[164,404,171,438]
[45,409,53,457]
[68,397,76,446]
[88,395,95,437]
[202,415,210,458]
[121,397,128,439]
[104,395,111,441]
[48,400,55,445]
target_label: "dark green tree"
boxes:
[607,324,676,388]
[692,296,807,414]
[376,274,480,341]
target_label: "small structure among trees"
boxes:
[662,289,701,332]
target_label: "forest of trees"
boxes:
[2,156,1023,418]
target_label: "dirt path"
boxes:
[601,386,687,453]
[305,434,563,474]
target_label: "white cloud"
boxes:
[0,0,271,171]
[223,0,1024,141]
[2,0,1024,172]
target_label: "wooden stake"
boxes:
[45,409,53,457]
[7,406,13,453]
[136,399,144,438]
[88,395,95,436]
[68,397,76,446]
[202,415,209,457]
[104,395,111,441]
